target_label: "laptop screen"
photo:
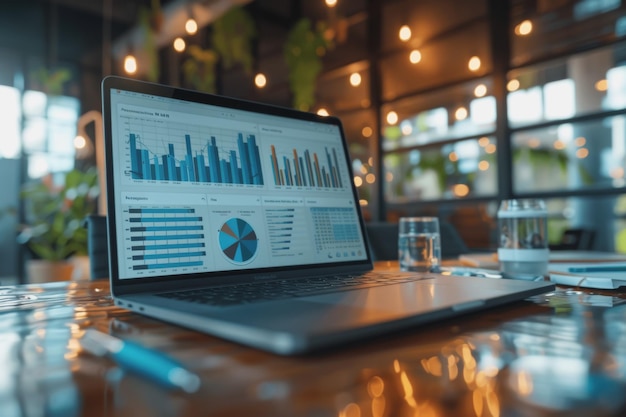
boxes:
[103,77,371,282]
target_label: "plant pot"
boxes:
[26,259,75,284]
[69,255,91,281]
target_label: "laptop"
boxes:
[101,76,555,355]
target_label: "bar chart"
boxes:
[128,131,264,185]
[126,207,207,272]
[269,145,345,189]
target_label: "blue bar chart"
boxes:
[128,131,264,185]
[126,207,207,271]
[269,145,344,189]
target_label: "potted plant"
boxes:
[284,18,333,111]
[18,167,99,283]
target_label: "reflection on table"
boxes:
[1,271,626,416]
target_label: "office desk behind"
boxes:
[2,268,626,417]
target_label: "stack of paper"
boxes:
[549,262,626,289]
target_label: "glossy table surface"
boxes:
[2,266,626,417]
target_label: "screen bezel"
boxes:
[101,76,374,295]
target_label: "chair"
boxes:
[365,220,469,261]
[85,214,109,279]
[365,222,399,261]
[439,220,470,258]
[550,228,596,251]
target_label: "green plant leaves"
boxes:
[183,45,218,94]
[19,167,99,261]
[284,19,333,111]
[212,7,256,73]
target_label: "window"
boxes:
[22,91,79,178]
[381,76,497,203]
[0,85,21,159]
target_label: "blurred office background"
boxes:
[1,0,626,282]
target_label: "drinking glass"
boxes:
[398,217,441,272]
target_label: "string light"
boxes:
[173,37,186,52]
[349,72,362,87]
[325,0,337,7]
[124,54,137,74]
[576,148,589,159]
[474,84,487,97]
[317,108,329,116]
[453,184,470,197]
[399,25,411,42]
[507,79,520,91]
[595,79,608,91]
[515,20,533,36]
[74,135,87,150]
[468,56,481,71]
[386,111,398,125]
[185,17,198,35]
[455,107,468,121]
[409,49,422,64]
[254,73,267,88]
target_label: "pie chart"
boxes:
[219,218,258,263]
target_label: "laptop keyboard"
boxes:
[158,271,427,307]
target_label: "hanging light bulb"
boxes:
[474,84,487,97]
[74,135,87,150]
[515,20,533,36]
[349,72,362,87]
[409,49,422,64]
[455,106,468,121]
[255,73,267,88]
[124,54,137,74]
[507,79,520,92]
[398,25,411,42]
[185,17,198,35]
[173,37,186,52]
[468,56,481,71]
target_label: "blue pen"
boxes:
[568,265,626,273]
[81,329,201,393]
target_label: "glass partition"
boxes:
[511,116,626,193]
[0,85,21,159]
[384,136,498,203]
[382,77,496,151]
[508,43,626,128]
[510,0,626,67]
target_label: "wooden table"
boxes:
[2,266,626,417]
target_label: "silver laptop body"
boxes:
[101,76,554,355]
